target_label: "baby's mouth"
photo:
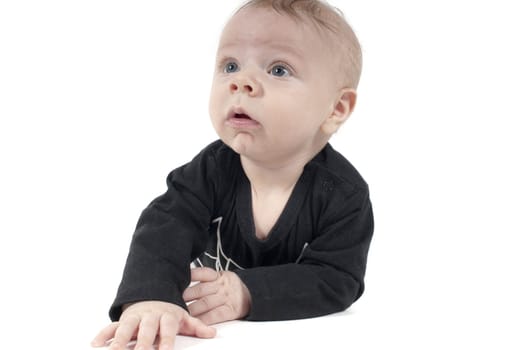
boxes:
[227,109,261,128]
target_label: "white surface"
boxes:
[1,0,526,349]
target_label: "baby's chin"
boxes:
[224,133,253,156]
[223,133,276,165]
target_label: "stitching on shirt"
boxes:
[205,217,245,272]
[295,242,309,263]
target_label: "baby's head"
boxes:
[209,0,363,166]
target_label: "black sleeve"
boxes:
[235,187,373,321]
[108,148,217,321]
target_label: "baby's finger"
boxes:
[158,313,180,350]
[195,304,233,326]
[187,294,225,317]
[180,314,217,338]
[190,267,220,283]
[134,313,160,350]
[183,281,220,302]
[109,315,140,350]
[91,322,119,347]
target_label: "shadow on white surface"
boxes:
[172,309,357,349]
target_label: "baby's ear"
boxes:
[321,88,357,136]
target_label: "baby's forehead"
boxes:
[219,7,331,52]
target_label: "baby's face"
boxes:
[209,7,340,165]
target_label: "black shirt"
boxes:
[110,140,374,321]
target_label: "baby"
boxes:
[92,1,373,349]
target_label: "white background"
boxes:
[1,0,526,349]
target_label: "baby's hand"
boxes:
[91,300,216,350]
[183,267,252,325]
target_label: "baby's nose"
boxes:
[230,82,253,93]
[229,76,261,96]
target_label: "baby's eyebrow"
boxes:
[267,43,305,60]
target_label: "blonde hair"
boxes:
[237,0,362,89]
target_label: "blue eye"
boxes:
[223,62,239,73]
[269,64,290,77]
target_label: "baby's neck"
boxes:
[240,152,312,194]
[238,132,330,191]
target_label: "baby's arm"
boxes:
[182,187,373,322]
[108,148,218,320]
[91,301,215,350]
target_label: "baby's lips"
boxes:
[226,107,261,128]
